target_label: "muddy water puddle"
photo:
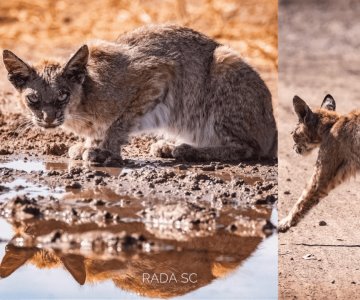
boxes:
[0,158,123,176]
[0,158,277,299]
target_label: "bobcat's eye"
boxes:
[58,91,69,102]
[26,94,39,104]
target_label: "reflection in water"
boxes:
[0,159,276,298]
[0,188,273,299]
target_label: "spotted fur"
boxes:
[279,94,360,232]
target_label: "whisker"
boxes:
[66,114,93,124]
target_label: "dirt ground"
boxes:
[0,1,277,298]
[278,0,360,298]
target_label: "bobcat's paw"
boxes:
[150,140,175,158]
[82,147,123,166]
[278,217,293,233]
[172,143,199,161]
[68,143,85,160]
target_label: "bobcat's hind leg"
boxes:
[278,158,350,232]
[150,139,176,158]
[172,143,257,162]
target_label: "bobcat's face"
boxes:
[292,122,320,155]
[3,46,89,129]
[292,94,336,156]
[20,70,73,128]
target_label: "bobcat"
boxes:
[2,25,277,165]
[278,94,360,232]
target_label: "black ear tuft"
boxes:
[293,95,314,124]
[3,50,33,89]
[321,94,336,111]
[63,45,89,84]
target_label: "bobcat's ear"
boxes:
[321,94,336,111]
[61,254,86,285]
[3,50,33,89]
[63,45,89,84]
[0,245,36,278]
[293,95,314,124]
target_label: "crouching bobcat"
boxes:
[278,94,360,232]
[2,25,277,165]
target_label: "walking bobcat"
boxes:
[278,94,360,232]
[2,25,277,165]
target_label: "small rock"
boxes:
[191,184,200,191]
[70,167,83,175]
[265,194,277,203]
[14,185,25,191]
[302,254,317,260]
[94,177,103,185]
[233,179,245,186]
[94,199,106,206]
[0,185,10,193]
[0,149,13,155]
[65,182,82,190]
[177,164,189,170]
[255,198,268,205]
[47,170,60,176]
[43,143,68,156]
[201,165,215,171]
[93,170,110,177]
[230,224,237,231]
[23,206,41,217]
[319,220,327,226]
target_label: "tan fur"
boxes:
[3,25,277,164]
[279,95,360,232]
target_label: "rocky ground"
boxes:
[278,0,360,298]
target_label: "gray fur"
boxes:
[3,25,277,164]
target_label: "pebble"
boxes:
[65,182,82,190]
[201,165,215,171]
[319,220,327,226]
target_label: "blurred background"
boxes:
[0,0,277,107]
[0,0,277,69]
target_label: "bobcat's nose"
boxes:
[43,111,56,124]
[293,144,302,154]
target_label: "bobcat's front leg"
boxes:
[68,142,86,160]
[82,121,129,166]
[278,156,348,232]
[278,171,324,232]
[68,138,98,160]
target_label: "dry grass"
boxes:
[0,0,277,70]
